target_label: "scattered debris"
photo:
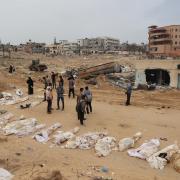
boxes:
[64,132,107,149]
[29,59,47,72]
[107,73,135,89]
[79,62,122,79]
[128,139,160,159]
[119,132,142,151]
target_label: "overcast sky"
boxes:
[0,0,179,44]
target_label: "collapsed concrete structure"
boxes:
[135,60,180,89]
[77,60,180,90]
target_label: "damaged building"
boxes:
[148,25,180,58]
[135,61,180,89]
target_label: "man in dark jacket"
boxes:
[56,83,64,110]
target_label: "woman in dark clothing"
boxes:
[27,77,34,95]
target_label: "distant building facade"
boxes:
[148,25,180,57]
[77,37,120,54]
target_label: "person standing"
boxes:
[126,82,132,106]
[84,86,92,114]
[76,95,86,125]
[43,76,48,101]
[77,88,84,104]
[68,76,75,98]
[59,75,64,87]
[51,72,56,89]
[26,77,34,95]
[46,86,53,114]
[56,83,64,110]
[46,75,51,86]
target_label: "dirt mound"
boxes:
[33,170,65,180]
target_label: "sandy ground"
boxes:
[0,53,180,180]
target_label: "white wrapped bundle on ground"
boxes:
[0,112,14,128]
[54,127,80,145]
[3,118,39,136]
[119,132,142,151]
[0,92,29,105]
[77,132,107,150]
[95,136,117,157]
[17,123,46,137]
[128,139,160,159]
[16,89,23,97]
[33,123,61,143]
[0,168,13,180]
[54,131,75,144]
[147,144,179,170]
[65,132,107,149]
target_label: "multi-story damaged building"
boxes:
[46,40,79,56]
[77,37,120,54]
[148,25,180,57]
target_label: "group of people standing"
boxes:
[42,72,93,126]
[26,72,132,126]
[43,72,64,114]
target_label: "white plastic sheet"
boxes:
[128,139,160,159]
[0,168,13,180]
[33,123,61,143]
[147,144,179,170]
[3,118,41,136]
